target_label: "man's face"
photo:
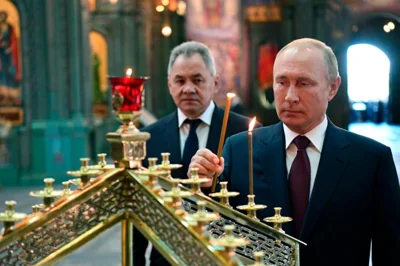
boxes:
[168,54,219,118]
[273,47,340,134]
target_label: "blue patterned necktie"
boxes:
[289,135,311,237]
[182,119,202,177]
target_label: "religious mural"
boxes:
[0,10,20,106]
[258,43,278,109]
[89,31,109,117]
[186,0,243,111]
[0,0,23,127]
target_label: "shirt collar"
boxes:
[177,101,215,127]
[283,115,328,152]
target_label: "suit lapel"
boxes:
[257,123,294,234]
[163,111,182,165]
[300,121,350,241]
[206,106,223,152]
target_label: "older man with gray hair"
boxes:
[190,38,400,266]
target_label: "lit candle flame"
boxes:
[126,68,133,77]
[227,92,236,98]
[249,117,257,132]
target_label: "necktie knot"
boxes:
[293,135,310,150]
[185,119,202,132]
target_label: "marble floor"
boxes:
[0,122,399,266]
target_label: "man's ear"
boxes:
[328,75,341,101]
[214,75,220,93]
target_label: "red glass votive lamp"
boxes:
[108,76,150,113]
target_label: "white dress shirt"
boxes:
[177,101,215,158]
[283,115,328,197]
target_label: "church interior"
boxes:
[0,0,399,265]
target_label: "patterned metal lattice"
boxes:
[129,184,220,266]
[182,200,295,266]
[0,179,126,266]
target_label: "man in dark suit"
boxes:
[134,41,260,265]
[190,38,400,266]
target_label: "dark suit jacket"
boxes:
[133,106,261,266]
[222,120,400,266]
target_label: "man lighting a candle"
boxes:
[190,38,400,266]
[133,41,261,266]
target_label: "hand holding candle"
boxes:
[248,117,257,195]
[210,93,236,193]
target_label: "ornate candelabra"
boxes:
[0,72,304,266]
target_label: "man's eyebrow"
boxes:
[191,73,203,78]
[275,75,287,80]
[297,77,317,83]
[173,75,185,79]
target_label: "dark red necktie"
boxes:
[289,135,311,237]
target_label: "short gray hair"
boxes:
[167,41,216,76]
[277,38,339,83]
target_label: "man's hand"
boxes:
[188,148,224,188]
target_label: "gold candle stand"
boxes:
[62,181,72,195]
[0,201,27,235]
[148,157,158,170]
[32,204,40,213]
[209,224,249,265]
[156,152,182,179]
[249,251,266,266]
[181,167,209,194]
[236,194,267,221]
[263,207,292,233]
[209,181,239,208]
[133,158,167,196]
[30,178,65,209]
[187,201,220,239]
[162,179,192,216]
[89,153,115,172]
[67,158,101,187]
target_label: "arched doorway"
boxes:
[347,14,400,177]
[89,31,109,117]
[347,44,390,123]
[348,13,400,125]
